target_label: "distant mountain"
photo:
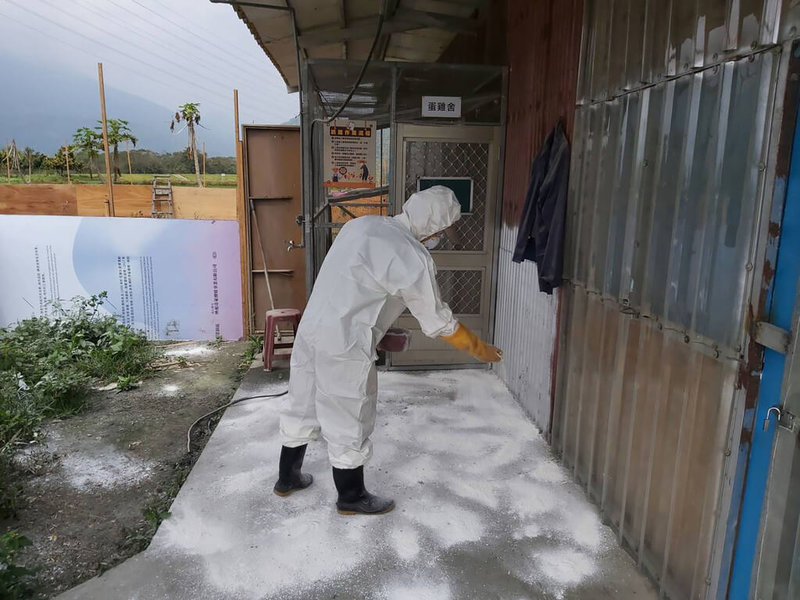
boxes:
[0,56,235,156]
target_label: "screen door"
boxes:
[389,124,500,368]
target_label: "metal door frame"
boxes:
[388,123,503,369]
[749,73,800,599]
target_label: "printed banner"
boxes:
[0,215,243,341]
[323,119,377,189]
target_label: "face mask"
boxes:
[423,233,443,250]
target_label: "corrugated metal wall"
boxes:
[553,1,797,598]
[492,0,582,431]
[495,224,558,428]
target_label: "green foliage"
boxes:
[44,146,82,177]
[0,531,35,599]
[240,335,263,371]
[171,103,203,186]
[95,118,137,182]
[120,464,187,554]
[72,127,102,179]
[172,103,201,127]
[115,375,137,392]
[0,293,159,516]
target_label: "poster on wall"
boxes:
[323,119,377,189]
[0,215,243,341]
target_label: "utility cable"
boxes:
[0,10,222,115]
[103,0,286,96]
[31,0,266,115]
[5,0,262,116]
[186,390,288,453]
[140,0,279,77]
[71,0,279,98]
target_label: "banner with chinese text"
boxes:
[0,215,242,341]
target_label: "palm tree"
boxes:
[170,103,202,187]
[96,119,137,183]
[73,127,102,180]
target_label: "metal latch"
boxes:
[763,406,796,432]
[754,321,791,354]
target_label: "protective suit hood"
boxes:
[394,186,461,240]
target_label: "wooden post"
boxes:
[5,146,10,183]
[64,144,71,184]
[126,140,133,181]
[202,142,207,187]
[97,63,115,216]
[234,89,250,338]
[27,149,32,183]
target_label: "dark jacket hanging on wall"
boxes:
[512,121,570,294]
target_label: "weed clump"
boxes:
[0,292,158,513]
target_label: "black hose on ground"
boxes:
[186,391,288,453]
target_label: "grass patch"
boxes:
[239,334,264,372]
[1,293,160,596]
[0,173,236,187]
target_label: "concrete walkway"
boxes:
[58,367,656,600]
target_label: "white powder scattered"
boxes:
[85,370,650,600]
[409,501,485,548]
[506,479,560,518]
[60,446,153,489]
[448,479,499,509]
[382,581,451,600]
[512,523,542,541]
[532,461,567,484]
[162,384,180,395]
[157,506,239,556]
[390,526,420,561]
[165,345,214,357]
[564,503,602,551]
[216,467,271,497]
[535,548,597,598]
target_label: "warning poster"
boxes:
[323,119,376,189]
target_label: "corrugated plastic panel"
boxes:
[569,51,777,353]
[494,224,558,430]
[579,0,787,104]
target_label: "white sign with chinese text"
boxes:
[0,215,243,341]
[421,96,462,118]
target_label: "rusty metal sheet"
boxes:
[502,0,583,226]
[555,292,741,598]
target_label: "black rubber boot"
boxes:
[273,445,313,497]
[332,466,395,515]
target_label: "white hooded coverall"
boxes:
[280,186,462,469]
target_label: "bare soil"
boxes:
[0,341,250,599]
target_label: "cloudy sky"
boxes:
[0,0,299,127]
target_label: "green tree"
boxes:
[170,103,202,187]
[46,146,81,177]
[72,127,102,180]
[96,119,137,183]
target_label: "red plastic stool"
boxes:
[263,308,302,371]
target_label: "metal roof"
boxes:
[221,0,485,91]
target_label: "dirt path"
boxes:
[0,340,251,598]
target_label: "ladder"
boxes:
[151,175,174,218]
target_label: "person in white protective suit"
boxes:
[273,186,502,515]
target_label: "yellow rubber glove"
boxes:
[440,323,503,363]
